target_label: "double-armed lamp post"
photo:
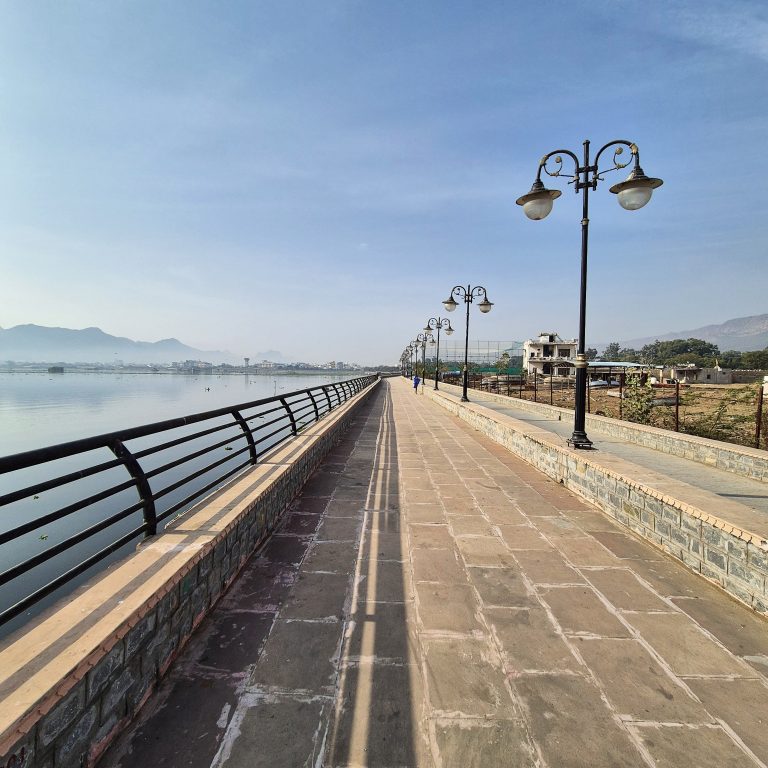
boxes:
[443,285,493,402]
[415,331,434,380]
[516,139,663,448]
[423,317,454,390]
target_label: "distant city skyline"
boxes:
[0,1,766,363]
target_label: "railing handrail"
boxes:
[0,374,378,630]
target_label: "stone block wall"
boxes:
[427,387,768,616]
[0,380,379,768]
[435,381,768,482]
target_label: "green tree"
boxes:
[585,347,598,361]
[623,372,654,424]
[495,352,511,374]
[742,349,768,369]
[601,342,621,360]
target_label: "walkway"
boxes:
[451,385,768,522]
[100,379,768,767]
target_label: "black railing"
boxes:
[0,375,377,629]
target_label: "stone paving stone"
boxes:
[260,532,312,566]
[576,638,711,722]
[487,606,580,674]
[533,515,586,538]
[447,515,497,537]
[289,495,330,514]
[218,695,328,768]
[455,535,516,568]
[249,619,343,694]
[326,662,429,768]
[686,678,768,763]
[423,637,516,718]
[315,515,362,541]
[625,612,756,677]
[302,540,360,574]
[669,594,768,668]
[627,557,707,599]
[406,504,446,524]
[365,508,402,532]
[281,511,323,536]
[513,548,585,585]
[539,586,631,638]
[514,674,647,768]
[279,571,351,620]
[361,529,406,561]
[432,718,535,768]
[325,498,366,517]
[411,547,466,584]
[631,724,757,768]
[409,523,454,549]
[346,602,419,661]
[587,529,667,559]
[496,524,551,550]
[480,504,528,525]
[415,583,481,633]
[584,568,672,612]
[357,559,410,603]
[553,536,622,567]
[466,566,533,608]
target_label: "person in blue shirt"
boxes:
[413,374,421,393]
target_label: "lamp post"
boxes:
[443,285,493,402]
[409,342,419,379]
[400,350,409,377]
[416,331,434,383]
[516,139,662,449]
[424,317,454,390]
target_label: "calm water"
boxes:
[0,370,365,637]
[0,370,358,455]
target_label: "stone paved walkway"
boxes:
[100,379,768,768]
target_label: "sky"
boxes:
[0,0,766,365]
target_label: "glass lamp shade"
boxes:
[522,196,554,220]
[477,298,493,314]
[516,180,561,221]
[445,326,454,335]
[610,167,663,211]
[443,296,458,312]
[423,324,432,332]
[429,338,436,345]
[616,185,653,210]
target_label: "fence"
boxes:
[0,375,377,631]
[453,371,768,451]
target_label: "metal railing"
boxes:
[0,375,377,628]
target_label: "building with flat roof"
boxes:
[523,332,577,377]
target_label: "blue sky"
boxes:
[0,0,766,364]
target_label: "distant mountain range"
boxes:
[619,314,768,353]
[0,324,243,364]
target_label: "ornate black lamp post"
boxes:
[416,331,434,381]
[443,285,493,402]
[424,317,454,390]
[516,139,662,449]
[409,342,419,379]
[400,350,409,377]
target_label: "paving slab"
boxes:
[99,380,768,768]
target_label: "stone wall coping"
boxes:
[0,385,374,755]
[429,387,768,549]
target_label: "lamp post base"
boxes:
[460,396,469,402]
[568,430,593,449]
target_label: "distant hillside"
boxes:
[0,324,240,364]
[620,314,768,353]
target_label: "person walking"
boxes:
[413,373,421,393]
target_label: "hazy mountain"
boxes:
[0,324,241,364]
[619,314,768,352]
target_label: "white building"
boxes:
[522,332,577,377]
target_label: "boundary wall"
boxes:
[424,383,768,618]
[0,380,379,768]
[432,381,768,483]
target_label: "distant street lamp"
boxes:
[443,285,493,402]
[400,350,409,377]
[424,317,454,391]
[516,139,662,449]
[416,331,434,382]
[409,342,419,379]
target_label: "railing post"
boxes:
[321,385,333,413]
[331,384,342,406]
[756,383,764,449]
[232,409,258,464]
[675,380,680,432]
[280,397,298,436]
[109,438,157,537]
[307,390,320,423]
